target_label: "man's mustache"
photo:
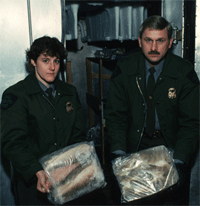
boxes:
[148,51,160,55]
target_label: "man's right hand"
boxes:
[36,170,52,193]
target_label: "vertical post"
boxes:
[66,61,72,85]
[86,58,95,128]
[27,0,33,46]
[189,1,200,205]
[99,59,105,165]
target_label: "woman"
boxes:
[1,36,86,205]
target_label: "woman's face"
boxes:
[31,52,60,87]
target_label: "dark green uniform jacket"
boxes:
[1,73,86,183]
[105,51,199,164]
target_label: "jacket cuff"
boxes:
[112,150,126,155]
[22,162,43,183]
[174,159,184,164]
[173,151,189,165]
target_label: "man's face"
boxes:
[31,53,60,87]
[138,28,173,66]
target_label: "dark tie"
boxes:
[46,88,55,105]
[146,67,156,136]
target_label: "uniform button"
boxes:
[54,143,57,146]
[139,77,141,80]
[137,130,140,132]
[58,93,60,95]
[53,117,56,120]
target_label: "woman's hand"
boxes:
[36,170,52,193]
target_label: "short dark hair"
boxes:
[139,15,172,39]
[26,36,67,72]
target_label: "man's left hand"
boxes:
[175,163,187,187]
[167,162,188,194]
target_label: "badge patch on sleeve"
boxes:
[1,93,18,110]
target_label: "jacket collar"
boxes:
[23,73,42,95]
[127,51,178,79]
[161,51,179,79]
[54,78,74,96]
[126,51,145,76]
[23,73,73,96]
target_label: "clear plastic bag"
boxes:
[39,141,106,204]
[112,145,179,203]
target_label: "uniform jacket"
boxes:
[1,73,86,183]
[105,51,199,164]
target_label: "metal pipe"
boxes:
[78,21,87,43]
[27,0,33,46]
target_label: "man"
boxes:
[105,15,199,205]
[1,36,86,205]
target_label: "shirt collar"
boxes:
[145,58,165,75]
[37,79,55,93]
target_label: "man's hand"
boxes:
[167,162,188,193]
[36,170,52,193]
[175,163,187,187]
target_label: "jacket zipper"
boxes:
[42,94,55,109]
[136,76,147,152]
[42,94,58,148]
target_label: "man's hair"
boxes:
[139,15,172,39]
[26,36,67,72]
